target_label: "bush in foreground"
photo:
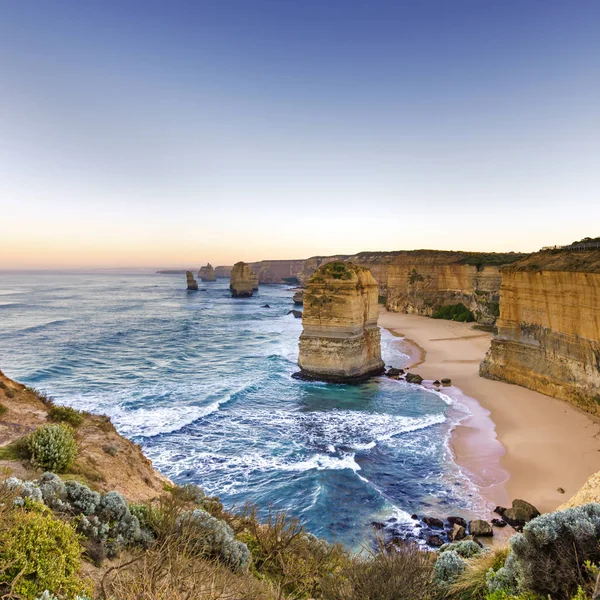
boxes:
[27,424,78,472]
[48,405,84,428]
[0,503,89,600]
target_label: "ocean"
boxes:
[0,271,488,547]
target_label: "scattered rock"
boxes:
[494,506,506,516]
[557,487,565,494]
[411,514,419,520]
[433,380,441,386]
[441,378,452,386]
[447,516,467,528]
[422,516,444,529]
[386,367,402,379]
[491,518,507,527]
[370,521,385,530]
[450,523,466,541]
[469,519,493,537]
[262,304,271,308]
[426,534,445,547]
[502,499,540,529]
[405,373,424,385]
[293,291,304,305]
[186,271,198,291]
[288,310,302,319]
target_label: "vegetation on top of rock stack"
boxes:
[320,261,354,280]
[432,303,476,322]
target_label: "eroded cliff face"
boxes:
[297,262,384,382]
[248,259,308,284]
[230,262,256,298]
[214,265,232,278]
[480,250,600,414]
[341,251,526,324]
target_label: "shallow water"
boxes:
[0,272,487,546]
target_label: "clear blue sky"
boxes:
[1,0,599,267]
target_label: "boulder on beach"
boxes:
[468,519,493,537]
[450,523,466,541]
[441,378,452,386]
[497,499,540,529]
[422,516,444,529]
[186,271,198,291]
[405,373,424,385]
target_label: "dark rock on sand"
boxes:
[491,518,507,527]
[450,523,466,541]
[447,516,467,528]
[502,499,540,529]
[405,373,424,385]
[422,516,444,529]
[426,534,445,547]
[441,378,452,386]
[469,519,493,537]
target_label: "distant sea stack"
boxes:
[198,263,216,282]
[230,262,256,298]
[480,246,600,414]
[297,262,384,383]
[186,271,198,291]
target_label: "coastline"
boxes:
[378,308,600,516]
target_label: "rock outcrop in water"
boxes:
[480,248,600,414]
[198,263,216,282]
[186,271,198,290]
[230,262,256,298]
[249,270,259,291]
[297,262,384,382]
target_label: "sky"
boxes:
[1,0,599,268]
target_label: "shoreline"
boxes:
[378,309,600,517]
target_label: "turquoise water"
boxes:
[0,272,485,546]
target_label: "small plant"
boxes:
[0,504,90,600]
[0,403,7,417]
[27,424,78,472]
[48,405,84,428]
[432,303,476,322]
[5,388,15,399]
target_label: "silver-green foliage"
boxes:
[492,503,600,598]
[177,509,251,573]
[27,424,78,472]
[439,540,483,559]
[433,550,467,590]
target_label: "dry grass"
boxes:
[447,546,509,599]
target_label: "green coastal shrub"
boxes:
[48,405,84,428]
[0,403,8,417]
[27,424,78,472]
[500,503,600,599]
[432,303,476,322]
[434,550,468,591]
[0,504,89,600]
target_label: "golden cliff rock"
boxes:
[186,271,198,290]
[230,262,256,298]
[198,263,216,282]
[297,262,384,382]
[480,249,600,414]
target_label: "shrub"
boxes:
[5,477,43,505]
[177,509,250,573]
[501,503,600,599]
[48,405,84,428]
[0,505,89,600]
[432,303,476,322]
[27,424,78,472]
[65,480,100,515]
[5,388,15,399]
[320,543,435,600]
[440,540,483,559]
[434,550,468,590]
[0,403,7,417]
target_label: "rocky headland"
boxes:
[480,248,600,415]
[198,263,216,282]
[215,265,233,278]
[230,262,256,298]
[297,262,384,382]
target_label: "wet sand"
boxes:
[379,309,600,515]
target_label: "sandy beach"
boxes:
[378,309,600,515]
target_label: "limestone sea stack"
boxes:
[297,262,385,383]
[198,263,216,282]
[186,271,198,291]
[230,262,256,298]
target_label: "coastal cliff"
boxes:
[480,249,600,414]
[297,262,384,382]
[215,265,233,278]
